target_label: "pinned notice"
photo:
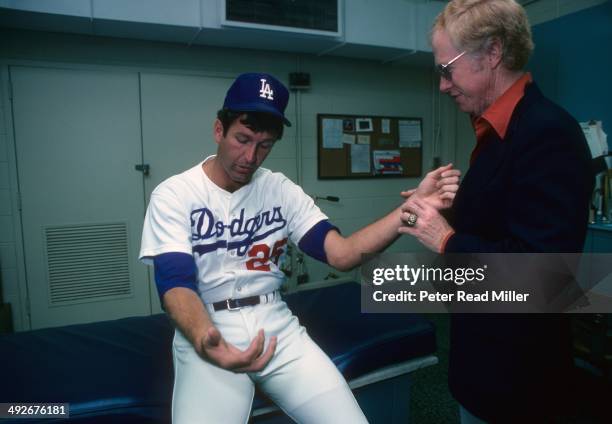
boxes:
[399,120,422,148]
[322,118,344,149]
[382,119,391,134]
[343,133,356,145]
[373,150,403,175]
[351,144,371,173]
[357,135,371,145]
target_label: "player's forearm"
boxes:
[162,287,213,354]
[325,206,402,271]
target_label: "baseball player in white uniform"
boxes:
[139,73,459,423]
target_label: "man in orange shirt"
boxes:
[400,0,593,422]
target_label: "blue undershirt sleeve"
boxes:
[298,220,340,264]
[153,252,198,305]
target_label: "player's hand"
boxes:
[401,163,460,210]
[200,327,277,373]
[399,196,454,253]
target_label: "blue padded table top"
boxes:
[283,283,436,380]
[0,282,435,423]
[1,314,174,423]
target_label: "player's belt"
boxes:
[212,292,277,312]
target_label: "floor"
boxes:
[410,314,459,423]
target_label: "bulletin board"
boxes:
[317,114,423,179]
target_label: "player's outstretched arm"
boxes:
[324,207,402,272]
[163,287,277,372]
[322,163,459,271]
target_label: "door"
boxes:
[140,72,230,193]
[140,72,229,312]
[11,66,151,329]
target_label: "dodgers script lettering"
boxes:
[191,207,287,256]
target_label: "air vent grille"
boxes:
[224,0,340,35]
[45,223,132,305]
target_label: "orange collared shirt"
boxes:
[470,72,533,164]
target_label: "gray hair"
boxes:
[432,0,534,71]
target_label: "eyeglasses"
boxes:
[436,51,467,81]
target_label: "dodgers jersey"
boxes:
[139,156,328,304]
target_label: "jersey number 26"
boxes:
[246,238,288,271]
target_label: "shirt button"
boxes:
[237,286,242,292]
[230,251,236,257]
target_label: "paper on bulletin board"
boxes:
[357,135,370,145]
[351,144,371,173]
[373,150,403,175]
[399,120,422,148]
[322,118,344,149]
[343,133,355,145]
[382,119,391,134]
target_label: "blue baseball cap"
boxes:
[223,73,291,126]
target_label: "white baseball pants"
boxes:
[171,297,368,423]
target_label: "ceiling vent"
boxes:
[221,0,342,37]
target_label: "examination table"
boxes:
[0,282,437,423]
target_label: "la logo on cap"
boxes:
[222,73,291,126]
[259,78,274,100]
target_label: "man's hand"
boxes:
[199,327,277,373]
[401,163,460,210]
[399,197,454,253]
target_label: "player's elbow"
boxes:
[326,250,356,272]
[324,231,359,271]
